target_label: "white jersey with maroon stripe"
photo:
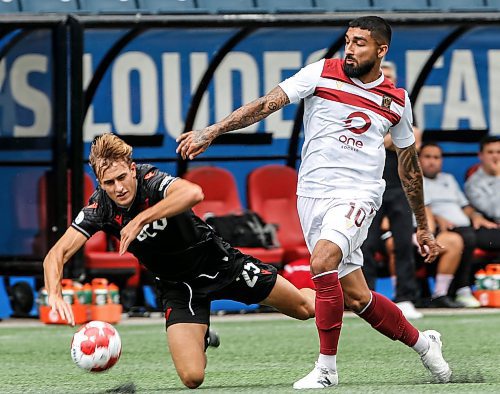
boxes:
[279,58,415,208]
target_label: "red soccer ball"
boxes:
[70,321,122,372]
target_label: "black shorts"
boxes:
[156,253,278,329]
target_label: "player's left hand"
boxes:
[176,129,214,160]
[416,228,442,263]
[119,219,143,255]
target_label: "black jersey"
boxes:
[71,164,239,283]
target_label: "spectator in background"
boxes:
[420,206,465,308]
[419,142,498,308]
[362,61,422,320]
[465,136,500,251]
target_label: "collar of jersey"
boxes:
[350,72,384,90]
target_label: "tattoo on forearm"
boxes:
[397,144,428,229]
[213,86,289,137]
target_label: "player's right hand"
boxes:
[416,228,442,264]
[48,294,75,326]
[176,129,213,160]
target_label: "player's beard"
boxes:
[343,58,376,78]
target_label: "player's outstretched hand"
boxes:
[49,294,75,326]
[176,129,214,160]
[416,228,442,263]
[119,219,143,255]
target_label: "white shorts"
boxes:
[297,196,376,278]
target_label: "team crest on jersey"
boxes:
[381,95,392,109]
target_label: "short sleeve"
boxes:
[390,92,416,149]
[278,59,325,104]
[142,168,178,204]
[71,201,103,239]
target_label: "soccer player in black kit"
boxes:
[43,133,315,389]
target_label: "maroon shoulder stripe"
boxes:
[321,58,406,107]
[314,87,401,125]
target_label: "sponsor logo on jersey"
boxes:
[144,171,155,180]
[340,112,371,152]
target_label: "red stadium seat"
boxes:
[464,162,481,181]
[184,166,242,218]
[248,165,310,263]
[184,166,284,266]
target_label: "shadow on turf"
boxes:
[102,383,137,393]
[450,370,485,384]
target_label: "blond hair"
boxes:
[89,133,133,180]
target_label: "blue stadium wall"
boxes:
[1,25,500,257]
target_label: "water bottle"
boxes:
[108,283,120,304]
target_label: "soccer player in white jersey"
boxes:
[177,16,451,388]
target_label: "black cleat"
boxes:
[429,295,464,308]
[207,329,220,348]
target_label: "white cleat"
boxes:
[420,330,452,383]
[293,362,338,389]
[396,301,423,319]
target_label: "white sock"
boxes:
[412,332,430,356]
[432,274,454,298]
[318,354,337,371]
[456,286,472,297]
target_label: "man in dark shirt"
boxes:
[43,133,315,389]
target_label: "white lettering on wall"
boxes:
[215,52,259,133]
[162,53,183,138]
[442,50,486,129]
[406,50,443,128]
[83,54,112,141]
[264,51,302,138]
[488,50,500,135]
[112,52,158,135]
[11,55,51,137]
[190,52,209,131]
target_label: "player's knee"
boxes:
[344,290,371,313]
[179,370,205,389]
[296,299,315,320]
[310,249,341,276]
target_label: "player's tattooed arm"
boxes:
[209,85,289,136]
[396,143,441,263]
[176,86,289,160]
[396,143,427,229]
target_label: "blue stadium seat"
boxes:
[20,0,78,13]
[430,0,486,11]
[373,0,433,11]
[137,0,207,14]
[197,0,263,14]
[0,0,20,13]
[256,0,317,13]
[315,0,373,12]
[79,0,138,14]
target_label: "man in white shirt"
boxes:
[465,136,500,224]
[420,142,498,307]
[177,16,451,388]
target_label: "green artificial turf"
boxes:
[0,313,499,393]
